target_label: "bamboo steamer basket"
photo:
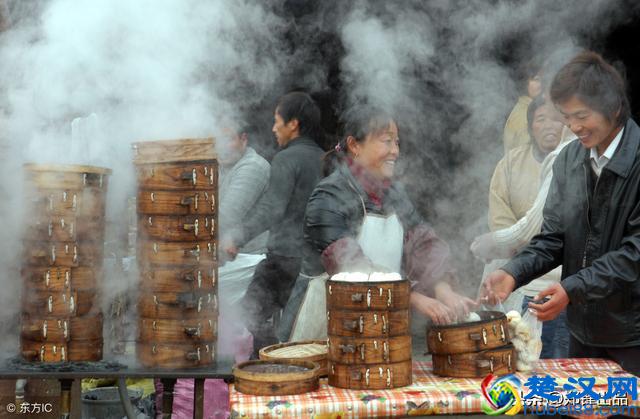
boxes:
[21,338,103,362]
[24,164,111,190]
[326,276,412,390]
[326,279,410,310]
[21,313,103,342]
[138,292,217,319]
[259,340,328,376]
[327,309,409,338]
[328,360,412,390]
[134,162,217,191]
[138,318,217,342]
[139,264,216,293]
[137,190,215,215]
[137,342,216,369]
[22,289,96,317]
[328,335,411,365]
[132,138,216,165]
[22,266,98,291]
[426,311,510,355]
[432,345,517,377]
[24,217,105,242]
[138,215,216,241]
[24,241,104,267]
[22,164,110,363]
[233,360,320,396]
[26,187,106,217]
[137,240,216,266]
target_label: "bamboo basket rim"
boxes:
[259,340,327,361]
[131,137,217,164]
[233,359,320,383]
[23,163,112,175]
[327,278,408,285]
[428,310,506,331]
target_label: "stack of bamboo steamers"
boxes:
[133,139,218,369]
[427,311,516,377]
[21,164,111,362]
[326,274,412,389]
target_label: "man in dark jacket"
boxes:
[483,51,640,375]
[222,92,324,355]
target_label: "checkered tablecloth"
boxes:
[228,359,636,418]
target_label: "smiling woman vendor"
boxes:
[281,106,476,340]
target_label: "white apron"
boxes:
[289,209,404,341]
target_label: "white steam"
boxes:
[0,0,289,363]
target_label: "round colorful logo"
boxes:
[481,374,522,416]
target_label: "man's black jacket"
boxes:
[503,118,640,347]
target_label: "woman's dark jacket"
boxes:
[301,163,455,296]
[503,118,640,347]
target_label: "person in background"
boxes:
[218,124,270,256]
[503,57,543,153]
[282,106,476,341]
[482,96,568,358]
[490,96,562,231]
[222,91,324,356]
[483,51,640,375]
[0,0,9,32]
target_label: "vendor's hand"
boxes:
[479,269,516,305]
[470,232,515,262]
[220,236,238,263]
[410,292,456,325]
[433,282,477,321]
[528,283,569,321]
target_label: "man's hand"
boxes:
[470,232,515,262]
[528,283,569,321]
[480,269,516,305]
[410,292,456,325]
[433,281,477,321]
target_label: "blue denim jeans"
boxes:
[522,295,569,359]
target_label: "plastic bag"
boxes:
[509,308,543,372]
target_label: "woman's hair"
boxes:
[550,51,630,126]
[526,94,547,140]
[323,106,395,176]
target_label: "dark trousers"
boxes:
[240,253,301,357]
[569,335,640,376]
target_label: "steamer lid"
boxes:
[330,272,402,282]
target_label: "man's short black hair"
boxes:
[276,91,321,139]
[550,51,630,126]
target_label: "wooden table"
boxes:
[229,359,638,418]
[0,358,234,419]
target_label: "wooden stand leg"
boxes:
[160,378,176,419]
[59,379,73,419]
[194,378,205,419]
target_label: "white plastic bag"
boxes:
[511,308,543,372]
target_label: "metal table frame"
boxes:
[0,359,235,419]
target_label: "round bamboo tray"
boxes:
[259,340,328,376]
[233,359,320,396]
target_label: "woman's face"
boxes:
[531,104,563,155]
[528,74,542,98]
[352,120,400,180]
